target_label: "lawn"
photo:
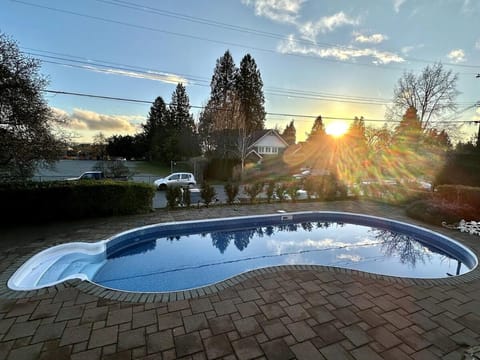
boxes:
[132,161,170,176]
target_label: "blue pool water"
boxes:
[8,212,477,292]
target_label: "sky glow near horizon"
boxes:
[1,0,479,143]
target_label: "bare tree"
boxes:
[387,63,459,129]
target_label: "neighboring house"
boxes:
[246,129,289,163]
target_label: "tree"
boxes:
[168,83,200,159]
[389,106,447,182]
[0,32,66,180]
[199,51,266,176]
[92,132,107,160]
[106,134,144,160]
[143,96,168,160]
[235,54,266,133]
[388,62,459,129]
[210,50,237,106]
[307,115,327,141]
[282,120,296,145]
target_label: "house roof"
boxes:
[249,129,289,148]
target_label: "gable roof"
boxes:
[249,129,289,148]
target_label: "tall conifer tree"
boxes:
[235,54,266,133]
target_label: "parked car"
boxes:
[154,172,196,190]
[67,171,105,181]
[292,170,311,180]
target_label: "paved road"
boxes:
[153,185,228,208]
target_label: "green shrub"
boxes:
[274,183,288,202]
[244,182,264,203]
[360,182,427,205]
[166,186,182,209]
[303,177,316,199]
[0,180,155,224]
[182,187,191,208]
[201,182,216,207]
[286,181,301,202]
[265,181,276,203]
[224,182,239,205]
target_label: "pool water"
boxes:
[92,221,470,292]
[8,212,477,292]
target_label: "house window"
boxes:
[257,146,280,154]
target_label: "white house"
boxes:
[246,129,289,162]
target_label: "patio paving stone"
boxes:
[1,201,480,359]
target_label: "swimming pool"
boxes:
[8,212,477,292]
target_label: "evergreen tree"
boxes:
[307,116,326,141]
[168,83,200,159]
[210,50,237,105]
[282,120,296,145]
[143,96,168,160]
[235,53,266,133]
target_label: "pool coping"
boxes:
[2,210,480,302]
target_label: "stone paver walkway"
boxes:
[1,201,479,359]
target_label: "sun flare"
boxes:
[326,121,348,137]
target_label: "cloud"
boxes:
[278,35,405,64]
[447,49,466,63]
[241,0,304,24]
[81,65,189,85]
[298,12,360,41]
[476,39,480,50]
[58,108,142,132]
[353,31,388,44]
[400,43,424,55]
[242,1,358,42]
[337,254,362,262]
[393,0,406,13]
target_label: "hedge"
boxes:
[0,180,155,224]
[436,184,480,210]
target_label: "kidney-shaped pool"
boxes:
[8,212,478,293]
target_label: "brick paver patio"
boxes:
[1,201,479,359]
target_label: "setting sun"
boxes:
[326,121,348,137]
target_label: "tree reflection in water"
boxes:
[373,229,432,268]
[210,222,347,253]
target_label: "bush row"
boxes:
[357,183,428,205]
[436,184,480,210]
[0,180,155,224]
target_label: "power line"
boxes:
[42,89,477,124]
[24,49,478,107]
[13,0,480,71]
[95,0,480,70]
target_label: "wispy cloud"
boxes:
[401,43,424,55]
[353,31,388,44]
[393,0,406,13]
[79,65,189,85]
[241,0,304,24]
[242,1,358,40]
[337,254,362,262]
[243,1,402,65]
[55,108,142,132]
[298,12,359,41]
[447,49,466,63]
[278,35,405,64]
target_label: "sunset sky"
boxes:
[2,0,479,143]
